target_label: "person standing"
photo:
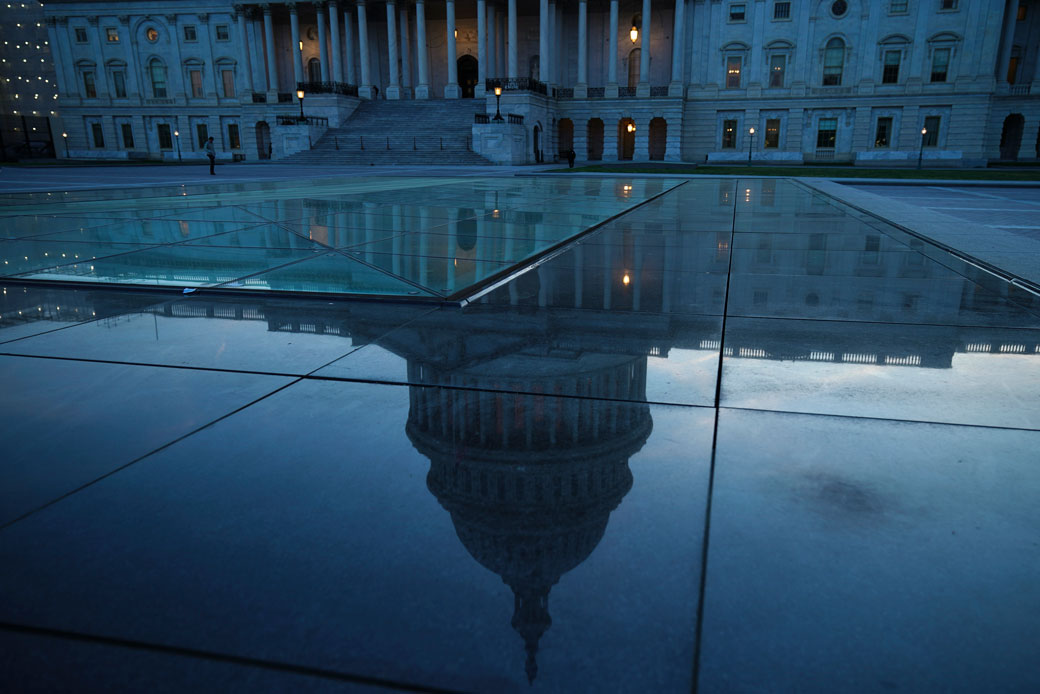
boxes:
[205,137,216,175]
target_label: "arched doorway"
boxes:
[999,114,1024,160]
[558,119,574,157]
[458,55,478,98]
[648,117,666,160]
[618,118,635,161]
[628,49,640,89]
[308,58,321,83]
[255,121,271,159]
[587,118,604,160]
[533,123,542,162]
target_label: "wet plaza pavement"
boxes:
[1,176,1039,692]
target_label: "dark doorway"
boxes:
[533,124,541,162]
[308,58,321,83]
[255,121,271,160]
[558,118,574,157]
[999,113,1024,160]
[458,55,478,98]
[587,118,604,160]
[649,117,667,160]
[618,118,635,161]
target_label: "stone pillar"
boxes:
[317,1,330,81]
[344,6,356,84]
[86,17,110,96]
[44,19,68,97]
[386,1,401,98]
[329,2,343,83]
[669,0,684,95]
[235,6,254,94]
[445,0,460,98]
[400,5,412,92]
[289,2,304,87]
[998,0,1020,84]
[548,1,556,85]
[606,0,619,96]
[538,0,549,82]
[637,0,650,96]
[476,0,487,96]
[634,116,649,161]
[603,120,619,161]
[508,0,518,78]
[487,3,497,78]
[576,0,587,96]
[262,4,279,92]
[358,0,373,98]
[415,0,430,98]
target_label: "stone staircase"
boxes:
[281,99,493,166]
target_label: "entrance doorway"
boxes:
[587,118,604,160]
[999,113,1024,160]
[558,119,574,157]
[458,55,478,98]
[533,124,542,162]
[255,121,271,160]
[618,118,636,160]
[648,117,667,160]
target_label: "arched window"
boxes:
[823,38,844,86]
[308,58,321,83]
[149,59,167,98]
[628,48,641,89]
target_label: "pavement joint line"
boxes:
[716,405,1040,434]
[0,622,467,694]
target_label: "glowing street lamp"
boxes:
[747,126,756,165]
[626,122,636,134]
[174,129,181,161]
[297,89,306,121]
[917,127,927,169]
[61,131,68,157]
[493,85,503,121]
[630,24,638,43]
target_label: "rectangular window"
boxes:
[74,27,88,43]
[190,70,204,98]
[150,63,167,98]
[105,27,119,42]
[1018,5,1027,19]
[729,4,746,21]
[726,56,742,88]
[1007,56,1019,84]
[882,51,901,84]
[722,119,737,148]
[82,71,96,99]
[183,25,198,42]
[940,0,957,10]
[890,1,908,12]
[91,122,104,148]
[112,71,126,98]
[769,54,786,87]
[121,123,134,148]
[227,123,241,149]
[923,116,940,147]
[216,25,231,41]
[158,124,173,149]
[222,69,236,98]
[196,124,209,150]
[773,2,791,19]
[764,119,780,148]
[931,48,950,82]
[816,118,837,148]
[874,117,892,147]
[823,43,844,86]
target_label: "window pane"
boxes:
[228,124,241,149]
[158,124,172,149]
[774,2,791,19]
[722,119,737,148]
[196,124,209,150]
[931,48,950,82]
[112,71,126,98]
[764,119,780,148]
[222,70,235,98]
[769,54,785,87]
[216,25,230,40]
[150,62,167,98]
[105,28,119,42]
[874,117,892,147]
[816,118,837,148]
[823,41,844,86]
[726,56,742,88]
[190,70,203,98]
[83,71,96,98]
[184,26,197,41]
[121,123,134,148]
[882,51,900,83]
[923,116,939,146]
[730,4,746,21]
[91,123,104,148]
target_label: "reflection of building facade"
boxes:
[39,0,1040,164]
[0,1,60,160]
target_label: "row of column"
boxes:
[248,0,682,100]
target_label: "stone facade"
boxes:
[41,0,1040,165]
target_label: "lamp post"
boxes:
[917,127,927,169]
[747,127,755,165]
[297,89,305,122]
[174,130,181,162]
[493,85,503,121]
[61,132,68,157]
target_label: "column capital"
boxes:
[117,15,131,25]
[198,13,210,23]
[45,16,58,27]
[56,16,69,26]
[86,15,99,26]
[286,2,298,12]
[315,0,327,9]
[259,3,272,14]
[165,14,178,24]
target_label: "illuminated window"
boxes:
[105,27,119,42]
[722,119,737,148]
[726,56,742,88]
[146,27,158,42]
[769,54,786,87]
[816,118,837,148]
[874,117,892,147]
[764,119,780,148]
[227,123,241,149]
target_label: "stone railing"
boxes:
[618,87,637,97]
[277,92,294,103]
[650,86,671,97]
[251,92,267,103]
[587,87,605,97]
[296,81,359,97]
[277,115,329,127]
[1009,85,1031,96]
[485,77,549,95]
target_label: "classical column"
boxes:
[606,0,619,96]
[476,0,487,96]
[400,5,412,92]
[118,14,141,97]
[508,0,518,78]
[288,2,304,87]
[317,1,330,81]
[329,1,343,83]
[262,4,278,91]
[344,5,356,84]
[386,0,401,98]
[445,0,460,98]
[637,0,650,96]
[44,18,68,97]
[415,0,430,98]
[548,1,556,85]
[235,6,254,94]
[575,0,587,96]
[539,0,549,82]
[358,0,373,98]
[86,17,110,97]
[668,0,684,95]
[487,3,497,78]
[998,0,1020,85]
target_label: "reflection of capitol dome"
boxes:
[407,352,652,683]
